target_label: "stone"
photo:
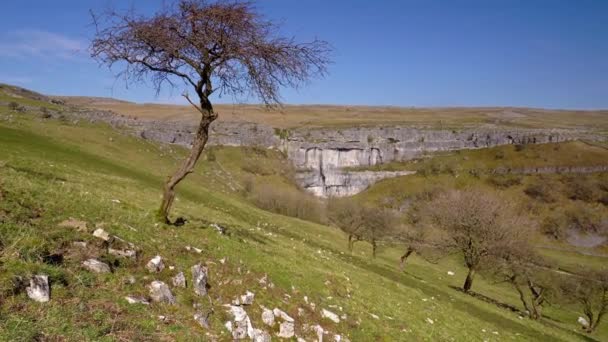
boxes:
[194,311,210,329]
[447,271,455,276]
[146,255,165,273]
[578,316,589,328]
[211,223,227,234]
[277,321,295,339]
[240,291,254,305]
[252,329,271,342]
[82,259,111,273]
[273,308,294,322]
[148,281,176,304]
[26,275,50,302]
[172,272,186,288]
[125,295,150,305]
[426,318,434,325]
[228,305,254,339]
[72,241,88,248]
[261,308,275,326]
[108,248,136,259]
[312,325,324,342]
[58,218,88,231]
[191,264,208,296]
[92,228,111,241]
[321,308,340,323]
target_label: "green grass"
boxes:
[0,98,607,341]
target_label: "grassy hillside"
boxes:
[1,94,607,341]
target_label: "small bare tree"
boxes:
[425,189,529,292]
[91,0,330,223]
[327,199,366,251]
[360,207,399,258]
[560,268,608,333]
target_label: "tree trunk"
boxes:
[463,267,476,292]
[371,239,377,258]
[399,247,414,271]
[158,115,214,223]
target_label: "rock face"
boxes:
[69,108,605,197]
[191,264,208,296]
[148,281,176,304]
[26,275,50,302]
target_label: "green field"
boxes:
[1,95,607,341]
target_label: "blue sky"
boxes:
[0,0,607,109]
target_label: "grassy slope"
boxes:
[0,104,607,341]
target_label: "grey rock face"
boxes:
[191,264,208,296]
[146,255,165,273]
[172,272,187,288]
[26,275,50,302]
[148,281,176,304]
[82,259,111,273]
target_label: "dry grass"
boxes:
[59,96,608,130]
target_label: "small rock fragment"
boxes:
[146,255,165,273]
[252,329,271,342]
[321,308,340,323]
[447,271,455,276]
[93,228,111,241]
[109,248,136,259]
[278,321,295,338]
[148,281,176,304]
[72,241,87,248]
[125,295,149,305]
[578,316,589,328]
[26,275,50,302]
[240,291,255,305]
[426,318,434,325]
[191,264,208,296]
[261,308,275,326]
[172,272,187,288]
[194,311,210,329]
[312,325,324,342]
[211,223,226,234]
[83,259,111,273]
[273,308,294,322]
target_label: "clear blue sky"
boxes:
[0,0,607,109]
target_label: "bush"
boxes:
[241,161,273,176]
[524,177,559,203]
[514,144,526,152]
[564,203,603,234]
[8,102,25,112]
[562,176,597,202]
[540,214,567,240]
[487,174,522,189]
[39,107,52,119]
[248,183,324,223]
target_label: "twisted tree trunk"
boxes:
[463,267,476,292]
[159,102,215,224]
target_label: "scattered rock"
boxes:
[194,311,211,329]
[261,308,275,326]
[312,325,324,342]
[321,309,340,323]
[125,275,136,284]
[108,248,137,259]
[26,275,50,303]
[228,305,254,339]
[82,259,111,273]
[72,241,88,248]
[426,318,434,325]
[59,218,88,231]
[148,281,176,304]
[172,272,187,288]
[277,321,295,339]
[252,329,271,342]
[92,228,111,242]
[211,223,227,234]
[124,295,150,305]
[185,245,203,254]
[447,271,455,276]
[273,308,294,322]
[578,316,589,328]
[191,264,208,296]
[146,255,165,273]
[240,291,255,305]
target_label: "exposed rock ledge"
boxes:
[69,108,606,197]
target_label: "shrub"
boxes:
[8,102,25,112]
[248,183,324,223]
[514,144,526,152]
[487,174,522,189]
[564,203,603,234]
[39,107,52,119]
[524,177,559,203]
[540,214,567,240]
[562,176,597,202]
[494,150,506,160]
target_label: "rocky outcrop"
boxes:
[68,108,606,197]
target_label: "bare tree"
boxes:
[327,199,365,251]
[360,207,398,258]
[560,268,608,333]
[90,0,331,223]
[425,189,529,292]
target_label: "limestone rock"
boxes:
[109,248,137,259]
[194,311,210,329]
[321,308,340,323]
[146,255,165,273]
[26,275,50,302]
[82,259,111,273]
[125,295,150,305]
[148,281,176,304]
[172,272,186,288]
[92,228,111,242]
[277,321,295,339]
[261,308,275,326]
[252,329,271,342]
[191,264,208,296]
[273,308,294,322]
[578,316,589,328]
[240,291,254,305]
[228,305,254,339]
[72,241,87,248]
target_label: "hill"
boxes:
[1,85,607,341]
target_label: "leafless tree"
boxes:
[90,0,331,223]
[424,188,530,292]
[360,207,399,258]
[327,199,366,251]
[560,268,608,333]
